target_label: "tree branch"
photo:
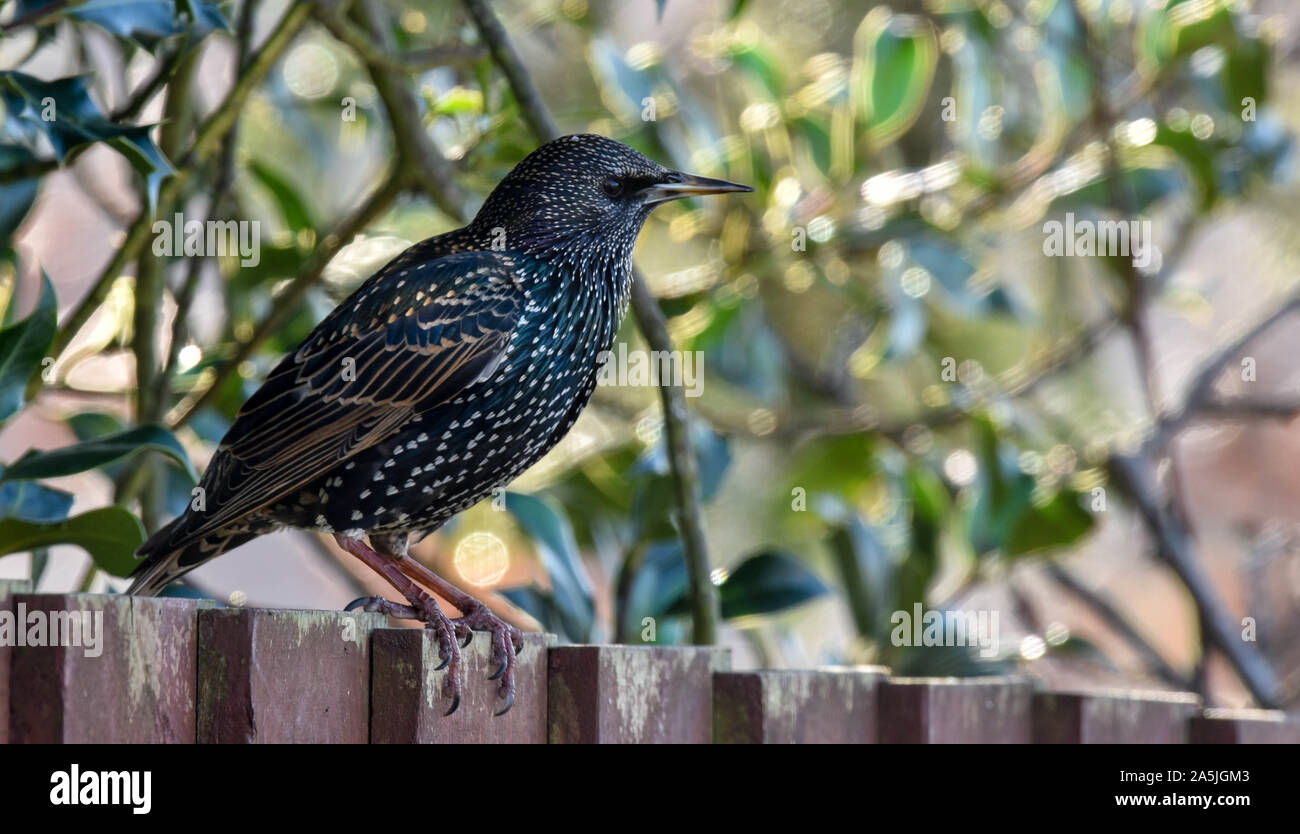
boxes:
[1107,453,1282,706]
[350,0,471,219]
[1044,562,1194,690]
[461,0,558,141]
[1195,394,1300,422]
[0,0,71,33]
[314,3,485,75]
[1147,294,1300,451]
[1065,0,1280,705]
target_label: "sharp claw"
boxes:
[444,693,461,716]
[459,629,473,648]
[494,692,515,717]
[434,653,451,671]
[344,596,372,612]
[488,658,507,681]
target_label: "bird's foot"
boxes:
[344,594,420,619]
[451,599,524,716]
[344,594,466,715]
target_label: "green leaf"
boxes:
[109,124,175,215]
[504,491,595,640]
[0,270,56,425]
[716,550,830,620]
[829,515,894,642]
[853,9,938,148]
[1137,0,1234,70]
[906,236,1014,316]
[1150,125,1218,210]
[967,415,1095,558]
[633,421,731,501]
[900,465,945,605]
[499,585,575,640]
[67,410,126,440]
[248,160,317,237]
[728,42,784,99]
[1224,35,1268,111]
[1005,489,1094,557]
[1049,165,1185,215]
[786,432,879,498]
[68,0,229,51]
[0,467,74,522]
[0,506,145,577]
[1,424,197,483]
[0,145,41,252]
[31,548,49,585]
[0,73,174,210]
[432,87,484,117]
[622,540,690,638]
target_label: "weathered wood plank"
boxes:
[0,580,32,744]
[1033,689,1200,743]
[1190,708,1300,744]
[549,645,730,743]
[8,593,199,743]
[714,666,887,743]
[880,676,1033,743]
[370,628,552,743]
[197,607,383,743]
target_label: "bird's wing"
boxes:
[161,250,531,548]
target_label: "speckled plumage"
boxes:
[128,134,750,596]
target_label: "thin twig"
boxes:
[1045,562,1194,690]
[314,4,485,74]
[0,0,72,33]
[1107,453,1282,706]
[462,0,558,140]
[111,37,186,123]
[1147,294,1300,451]
[1195,395,1300,422]
[351,0,470,219]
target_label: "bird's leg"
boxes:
[372,534,523,717]
[333,534,465,715]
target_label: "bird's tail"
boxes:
[126,517,251,596]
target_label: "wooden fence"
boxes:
[3,587,1297,743]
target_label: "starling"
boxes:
[127,134,751,715]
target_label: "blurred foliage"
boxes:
[0,0,1294,675]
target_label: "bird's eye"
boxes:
[602,177,624,199]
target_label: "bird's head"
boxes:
[470,134,752,259]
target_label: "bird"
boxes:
[127,134,752,715]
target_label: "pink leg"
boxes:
[334,535,466,715]
[372,535,523,716]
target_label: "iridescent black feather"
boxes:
[129,134,749,595]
